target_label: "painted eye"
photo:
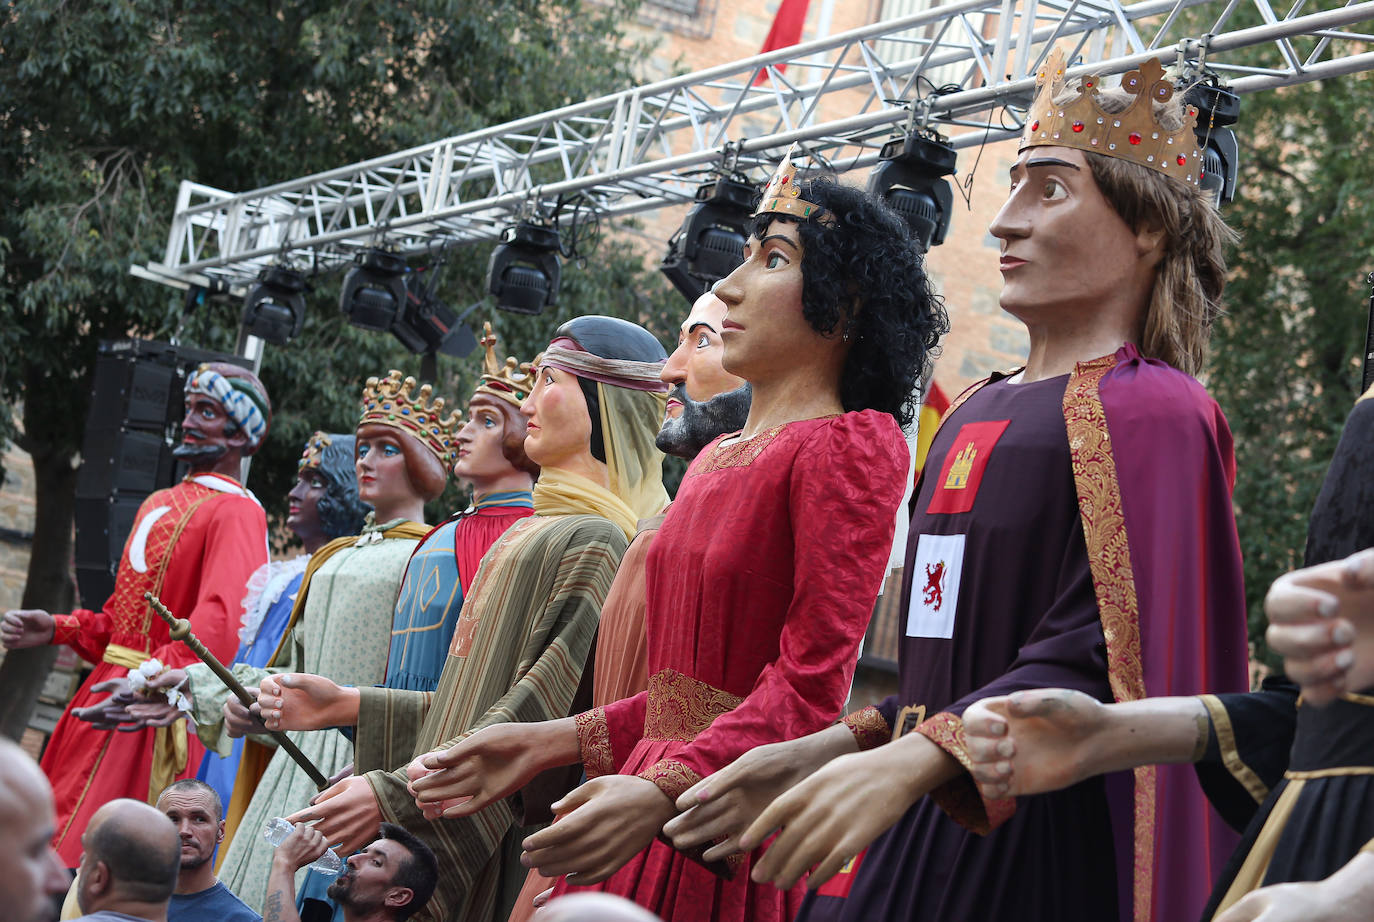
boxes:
[357,444,369,458]
[696,332,710,349]
[383,444,400,456]
[765,251,787,269]
[482,416,496,427]
[1043,179,1068,201]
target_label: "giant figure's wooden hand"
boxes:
[1214,851,1374,922]
[409,718,579,820]
[520,775,676,886]
[1266,548,1374,705]
[257,673,358,731]
[284,775,381,858]
[664,723,857,863]
[1,609,54,649]
[962,688,1111,799]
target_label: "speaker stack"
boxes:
[73,340,250,610]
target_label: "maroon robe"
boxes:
[806,346,1249,922]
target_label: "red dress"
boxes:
[42,474,267,865]
[562,411,908,922]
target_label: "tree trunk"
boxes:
[0,436,78,742]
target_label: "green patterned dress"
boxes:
[186,519,422,911]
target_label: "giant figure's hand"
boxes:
[664,724,858,863]
[963,689,1111,799]
[257,673,359,731]
[1266,548,1374,705]
[742,732,956,891]
[520,775,676,886]
[1,609,54,649]
[1214,851,1374,922]
[120,668,192,729]
[70,679,138,730]
[284,775,382,858]
[409,721,569,820]
[224,688,269,738]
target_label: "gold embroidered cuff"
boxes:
[916,711,1016,834]
[841,706,891,751]
[52,614,81,647]
[644,669,743,741]
[638,758,702,802]
[576,708,613,778]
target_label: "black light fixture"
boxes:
[240,267,307,345]
[660,175,756,303]
[486,222,562,315]
[392,269,478,358]
[1186,80,1240,207]
[866,132,957,250]
[340,248,408,331]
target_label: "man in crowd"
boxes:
[2,363,272,865]
[71,799,181,922]
[0,738,70,922]
[156,780,259,922]
[264,824,437,922]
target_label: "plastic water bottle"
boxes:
[263,817,342,873]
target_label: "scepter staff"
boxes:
[144,590,330,790]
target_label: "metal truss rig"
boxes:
[134,0,1374,292]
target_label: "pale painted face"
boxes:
[453,395,518,486]
[354,426,419,516]
[712,221,812,383]
[660,292,746,419]
[989,146,1148,324]
[520,364,593,469]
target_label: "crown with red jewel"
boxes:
[754,145,838,226]
[359,370,462,466]
[472,323,535,410]
[297,431,332,473]
[1021,48,1202,187]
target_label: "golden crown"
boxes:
[359,370,462,467]
[297,431,332,473]
[472,322,535,409]
[754,145,837,226]
[1022,49,1202,187]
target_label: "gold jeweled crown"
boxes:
[298,431,332,473]
[359,370,462,467]
[1021,49,1202,187]
[753,145,838,226]
[472,322,535,409]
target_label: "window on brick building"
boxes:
[639,0,718,39]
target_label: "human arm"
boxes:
[1213,849,1374,922]
[1265,548,1374,705]
[262,822,329,922]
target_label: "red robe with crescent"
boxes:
[42,473,267,865]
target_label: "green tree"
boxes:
[0,0,687,739]
[1206,66,1374,659]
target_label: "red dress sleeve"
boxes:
[150,496,268,668]
[52,609,114,664]
[638,412,909,798]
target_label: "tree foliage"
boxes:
[1204,61,1374,658]
[0,0,690,732]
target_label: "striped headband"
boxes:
[540,340,669,393]
[185,365,270,447]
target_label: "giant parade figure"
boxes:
[663,50,1250,922]
[258,315,670,922]
[2,362,273,866]
[401,161,948,922]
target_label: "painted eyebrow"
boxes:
[758,233,800,250]
[1013,157,1082,175]
[686,321,718,335]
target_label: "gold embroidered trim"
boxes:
[1344,691,1374,707]
[915,711,1015,834]
[643,669,743,741]
[841,706,892,750]
[1283,766,1374,780]
[638,758,703,802]
[690,425,787,475]
[53,614,81,647]
[576,707,614,778]
[1199,694,1269,803]
[1064,354,1153,922]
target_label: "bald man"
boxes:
[0,739,70,922]
[72,799,181,922]
[536,893,664,922]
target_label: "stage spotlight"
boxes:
[660,175,756,303]
[392,273,478,358]
[241,267,306,345]
[1186,81,1240,207]
[486,222,562,315]
[340,248,408,332]
[866,133,956,250]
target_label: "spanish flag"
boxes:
[913,379,950,478]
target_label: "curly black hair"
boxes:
[314,433,370,538]
[751,176,947,429]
